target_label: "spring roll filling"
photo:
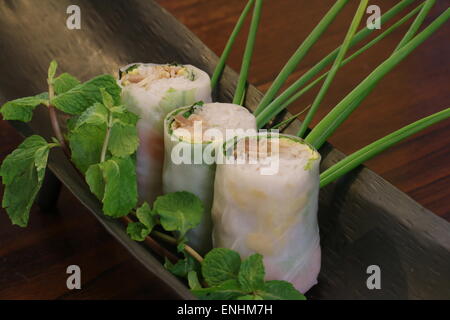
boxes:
[120,63,196,88]
[170,103,256,144]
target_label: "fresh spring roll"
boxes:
[163,103,257,254]
[119,63,212,204]
[212,133,321,293]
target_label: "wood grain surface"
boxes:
[0,0,448,299]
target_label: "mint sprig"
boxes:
[192,249,306,300]
[153,191,204,239]
[0,135,58,226]
[86,156,137,217]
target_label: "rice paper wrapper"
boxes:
[119,63,212,204]
[212,134,321,293]
[162,103,257,254]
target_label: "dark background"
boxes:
[0,0,448,299]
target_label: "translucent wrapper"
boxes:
[212,134,321,293]
[119,63,212,204]
[163,103,257,254]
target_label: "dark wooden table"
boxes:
[0,0,448,299]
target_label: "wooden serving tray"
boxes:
[0,0,449,299]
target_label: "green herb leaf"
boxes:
[48,60,58,83]
[85,156,137,217]
[202,248,241,287]
[0,92,49,122]
[53,73,81,95]
[136,202,157,231]
[100,88,115,110]
[153,191,203,238]
[84,163,105,200]
[237,294,263,300]
[164,254,200,278]
[74,103,109,129]
[68,123,106,173]
[191,279,246,300]
[238,253,265,292]
[51,75,121,115]
[257,280,306,300]
[0,135,55,227]
[126,222,150,241]
[108,114,139,157]
[187,271,202,290]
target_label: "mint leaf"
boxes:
[164,254,200,278]
[191,279,245,300]
[153,191,203,238]
[126,202,157,242]
[257,280,306,300]
[187,271,202,290]
[108,116,139,157]
[237,295,263,300]
[48,60,58,83]
[85,163,105,200]
[51,75,121,115]
[238,254,265,292]
[100,157,137,216]
[85,156,137,217]
[74,103,108,129]
[53,73,80,95]
[0,135,55,227]
[126,222,150,241]
[202,248,241,287]
[136,202,157,231]
[68,124,106,173]
[100,88,114,110]
[0,92,49,122]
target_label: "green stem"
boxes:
[100,111,113,163]
[297,0,368,138]
[305,8,450,150]
[152,230,204,263]
[270,104,311,130]
[254,0,416,120]
[211,0,255,90]
[254,0,349,115]
[394,0,436,51]
[256,2,423,128]
[320,108,450,188]
[233,0,263,105]
[47,80,69,157]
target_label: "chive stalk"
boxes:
[394,0,436,51]
[270,105,311,130]
[297,0,369,138]
[233,0,263,105]
[320,108,450,188]
[254,0,349,115]
[211,0,255,90]
[254,0,416,120]
[256,2,423,128]
[305,9,450,150]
